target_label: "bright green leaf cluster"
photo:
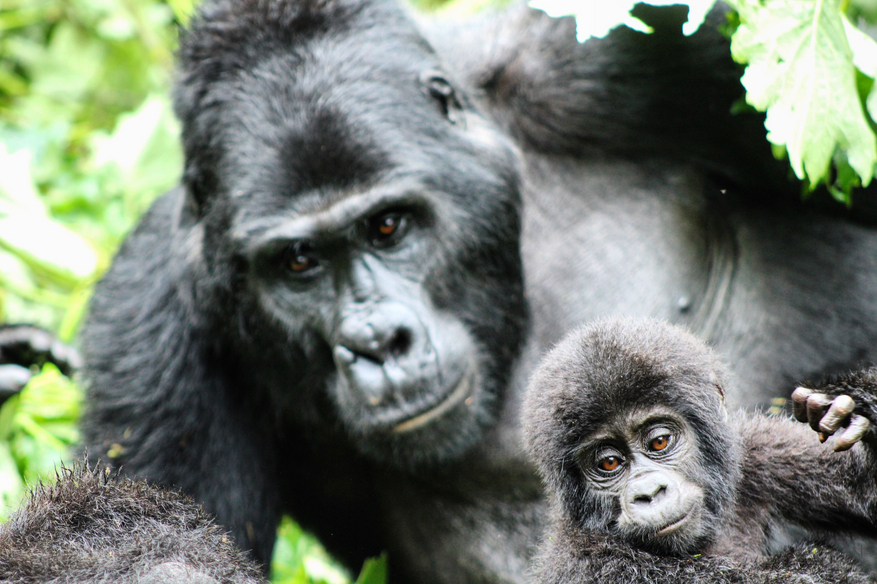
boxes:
[530,0,877,201]
[729,0,877,201]
[0,363,81,521]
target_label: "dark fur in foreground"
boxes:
[524,318,877,583]
[0,464,264,584]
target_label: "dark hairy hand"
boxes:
[0,324,80,399]
[792,382,874,451]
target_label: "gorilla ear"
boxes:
[420,70,466,126]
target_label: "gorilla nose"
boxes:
[626,474,676,513]
[337,308,417,364]
[333,304,435,405]
[633,485,667,506]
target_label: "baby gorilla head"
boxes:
[523,317,740,555]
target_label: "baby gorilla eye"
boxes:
[598,455,622,472]
[649,435,670,451]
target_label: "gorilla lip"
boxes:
[656,513,689,536]
[392,372,472,433]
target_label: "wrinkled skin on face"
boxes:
[577,407,708,554]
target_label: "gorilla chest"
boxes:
[520,155,721,351]
[374,462,547,584]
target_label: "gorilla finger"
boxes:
[792,387,814,422]
[49,341,82,375]
[806,393,834,432]
[818,395,856,436]
[833,415,871,452]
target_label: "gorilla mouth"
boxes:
[656,513,690,536]
[392,372,473,434]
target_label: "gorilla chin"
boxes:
[337,361,493,467]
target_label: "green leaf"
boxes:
[0,145,100,284]
[0,441,25,522]
[527,0,717,41]
[826,150,860,204]
[355,555,388,584]
[91,94,182,199]
[729,0,877,188]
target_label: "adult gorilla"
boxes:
[80,0,877,582]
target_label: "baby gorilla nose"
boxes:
[632,485,667,506]
[625,473,677,519]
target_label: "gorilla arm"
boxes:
[730,391,877,538]
[79,190,283,564]
[430,3,788,195]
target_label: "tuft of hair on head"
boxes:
[0,458,265,584]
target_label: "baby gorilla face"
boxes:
[577,407,708,554]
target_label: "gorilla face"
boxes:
[575,407,709,554]
[524,318,741,554]
[174,0,527,467]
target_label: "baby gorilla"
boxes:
[0,463,264,584]
[524,318,877,583]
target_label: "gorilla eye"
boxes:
[649,435,671,452]
[284,241,319,274]
[368,211,407,247]
[598,455,622,473]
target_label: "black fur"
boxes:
[524,318,877,583]
[79,0,877,581]
[0,464,264,584]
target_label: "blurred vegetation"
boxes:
[0,0,390,580]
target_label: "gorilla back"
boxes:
[80,0,877,582]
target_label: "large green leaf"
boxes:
[730,0,877,189]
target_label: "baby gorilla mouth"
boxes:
[393,371,473,433]
[656,513,690,536]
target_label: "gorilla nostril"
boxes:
[632,485,667,506]
[387,329,412,357]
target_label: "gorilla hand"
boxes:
[0,325,81,404]
[792,368,877,451]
